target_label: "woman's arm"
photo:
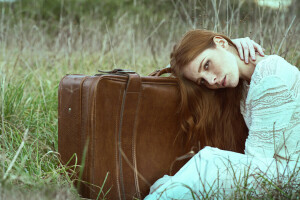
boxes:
[244,55,299,159]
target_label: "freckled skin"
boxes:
[182,36,266,89]
[183,46,239,89]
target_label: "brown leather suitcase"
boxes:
[58,69,194,199]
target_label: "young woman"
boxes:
[145,29,299,199]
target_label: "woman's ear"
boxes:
[213,36,229,49]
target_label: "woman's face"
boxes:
[182,40,240,89]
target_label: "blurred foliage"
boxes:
[0,0,267,22]
[0,0,298,30]
[1,0,175,24]
[0,0,298,63]
[0,0,177,35]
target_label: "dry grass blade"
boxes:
[276,15,296,55]
[3,128,29,180]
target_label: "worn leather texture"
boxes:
[58,72,192,199]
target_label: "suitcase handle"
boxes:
[97,68,136,75]
[148,67,172,77]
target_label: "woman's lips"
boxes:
[222,76,226,87]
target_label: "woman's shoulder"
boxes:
[244,54,299,106]
[250,54,299,89]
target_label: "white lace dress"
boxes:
[144,55,300,199]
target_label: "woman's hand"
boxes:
[232,37,265,64]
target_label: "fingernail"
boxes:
[252,56,256,60]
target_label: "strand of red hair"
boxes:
[171,29,248,153]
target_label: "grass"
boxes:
[150,150,300,199]
[0,0,299,199]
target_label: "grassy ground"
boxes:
[0,0,299,199]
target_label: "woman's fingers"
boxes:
[232,37,265,64]
[251,40,265,56]
[232,39,244,60]
[245,37,256,62]
[234,40,244,60]
[240,39,250,63]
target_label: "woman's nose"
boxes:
[206,73,217,85]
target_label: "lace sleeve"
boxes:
[244,75,297,158]
[251,55,299,90]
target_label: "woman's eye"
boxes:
[204,61,209,70]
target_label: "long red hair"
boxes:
[171,29,248,153]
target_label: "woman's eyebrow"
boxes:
[198,57,206,72]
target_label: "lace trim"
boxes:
[240,55,300,160]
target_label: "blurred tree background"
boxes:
[0,0,298,67]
